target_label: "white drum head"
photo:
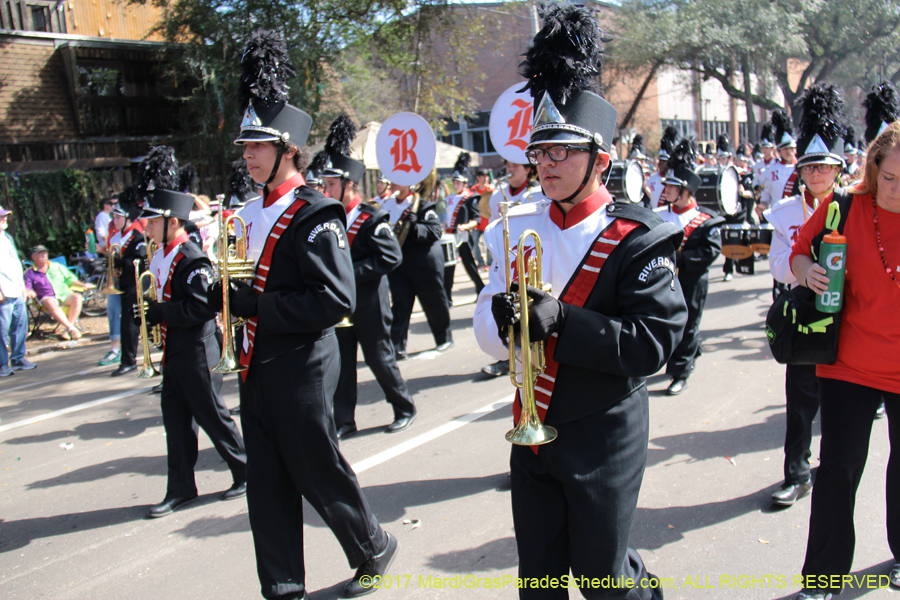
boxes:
[376,112,436,186]
[624,161,645,203]
[718,166,740,216]
[489,83,534,165]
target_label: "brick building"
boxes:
[0,0,180,172]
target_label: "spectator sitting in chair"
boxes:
[23,245,84,340]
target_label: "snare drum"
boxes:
[605,160,645,204]
[748,224,774,254]
[720,224,753,260]
[696,166,741,216]
[440,235,458,268]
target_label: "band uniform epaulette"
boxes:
[359,202,379,216]
[607,201,663,230]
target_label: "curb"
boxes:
[25,333,109,356]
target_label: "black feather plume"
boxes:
[136,146,179,199]
[178,164,198,194]
[705,143,714,155]
[863,81,900,143]
[453,152,472,174]
[238,29,296,111]
[752,142,761,155]
[518,2,603,104]
[309,149,329,175]
[772,109,794,142]
[760,122,775,144]
[668,139,695,173]
[795,83,845,142]
[324,114,357,158]
[116,186,138,211]
[660,125,679,154]
[716,133,730,154]
[227,159,256,202]
[630,134,645,154]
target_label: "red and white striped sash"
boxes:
[511,217,643,453]
[238,196,308,381]
[446,201,464,234]
[346,211,372,247]
[680,213,712,250]
[160,251,186,365]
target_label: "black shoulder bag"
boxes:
[765,190,852,365]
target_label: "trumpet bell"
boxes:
[137,363,160,379]
[212,348,247,373]
[101,285,123,295]
[505,413,558,446]
[335,317,353,328]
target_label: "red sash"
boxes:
[346,211,372,247]
[160,251,187,365]
[782,171,799,199]
[238,196,308,381]
[447,200,464,234]
[681,213,712,250]
[512,217,643,453]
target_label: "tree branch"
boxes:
[694,65,782,111]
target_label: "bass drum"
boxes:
[605,160,645,204]
[696,166,741,216]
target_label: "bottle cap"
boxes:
[824,230,846,244]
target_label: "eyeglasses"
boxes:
[525,145,591,165]
[798,164,838,176]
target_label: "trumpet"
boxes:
[101,244,123,295]
[393,192,418,247]
[135,261,161,379]
[500,202,557,446]
[212,212,255,373]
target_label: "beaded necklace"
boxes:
[873,198,900,290]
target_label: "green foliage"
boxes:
[0,170,118,260]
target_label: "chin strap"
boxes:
[162,217,169,249]
[556,138,599,204]
[264,147,286,188]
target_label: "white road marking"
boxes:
[0,387,153,434]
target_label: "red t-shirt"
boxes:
[790,192,900,393]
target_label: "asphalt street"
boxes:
[0,259,895,600]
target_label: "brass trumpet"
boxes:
[135,260,160,379]
[101,244,123,295]
[500,202,557,446]
[212,212,255,373]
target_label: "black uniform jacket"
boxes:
[117,230,147,293]
[159,242,218,359]
[350,203,402,288]
[237,187,356,364]
[676,209,725,280]
[547,202,689,425]
[398,200,442,264]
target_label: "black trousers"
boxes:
[510,389,662,600]
[334,308,414,429]
[119,290,139,368]
[443,242,485,302]
[241,335,386,599]
[802,378,900,591]
[783,364,820,485]
[160,334,246,499]
[389,246,451,353]
[666,273,708,380]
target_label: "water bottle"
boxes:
[85,228,96,255]
[815,229,847,313]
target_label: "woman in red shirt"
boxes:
[790,120,900,599]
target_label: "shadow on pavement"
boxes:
[425,536,518,572]
[5,415,162,445]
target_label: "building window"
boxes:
[31,6,47,32]
[660,119,695,140]
[77,61,125,97]
[436,112,497,156]
[702,121,729,142]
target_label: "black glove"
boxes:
[491,291,519,346]
[518,283,567,343]
[405,211,418,225]
[206,281,224,313]
[229,283,259,318]
[133,299,163,326]
[113,256,125,270]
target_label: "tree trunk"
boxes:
[741,56,757,143]
[617,60,663,132]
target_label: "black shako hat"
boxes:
[863,81,900,145]
[658,125,679,161]
[663,139,702,196]
[319,114,366,184]
[140,189,195,221]
[451,152,472,182]
[794,82,846,168]
[519,3,617,153]
[773,109,796,149]
[233,30,312,148]
[135,146,194,220]
[113,187,143,221]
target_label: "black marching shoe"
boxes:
[889,563,900,588]
[221,480,247,501]
[386,409,417,434]
[481,360,510,377]
[666,378,687,395]
[395,349,408,361]
[336,423,359,441]
[876,402,887,420]
[771,481,812,506]
[342,532,399,598]
[151,382,163,393]
[147,494,197,518]
[111,364,137,377]
[435,340,454,352]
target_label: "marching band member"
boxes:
[383,172,453,359]
[214,32,397,599]
[628,133,649,172]
[319,114,417,440]
[763,83,846,508]
[487,161,543,225]
[370,172,392,204]
[474,5,687,597]
[135,147,247,519]
[443,152,485,299]
[648,125,679,208]
[109,191,147,377]
[843,126,860,181]
[655,140,725,395]
[752,122,778,220]
[471,167,494,269]
[758,109,798,213]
